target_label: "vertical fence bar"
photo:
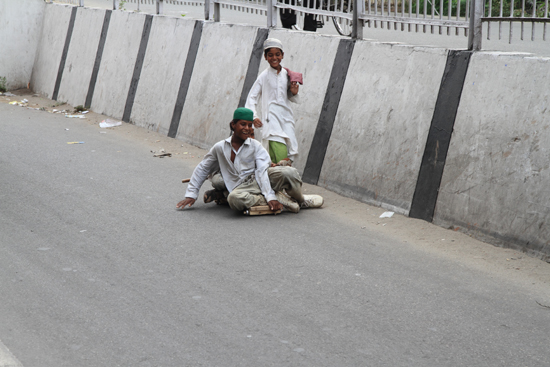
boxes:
[204,0,210,20]
[520,0,525,40]
[509,0,514,43]
[447,0,451,35]
[267,0,277,27]
[455,1,460,36]
[530,0,535,41]
[468,0,482,50]
[499,0,503,39]
[214,0,220,21]
[156,0,164,14]
[352,0,364,38]
[113,0,118,10]
[409,0,412,31]
[545,0,549,40]
[487,0,491,39]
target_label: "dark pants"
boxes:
[280,0,318,32]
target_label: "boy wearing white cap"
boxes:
[245,38,302,167]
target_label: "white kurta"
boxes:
[245,67,300,161]
[184,137,276,202]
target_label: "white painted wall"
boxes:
[175,22,259,149]
[30,3,74,98]
[131,15,196,134]
[0,0,45,90]
[322,43,448,214]
[90,10,147,119]
[56,7,107,106]
[435,51,550,258]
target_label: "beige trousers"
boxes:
[226,166,304,211]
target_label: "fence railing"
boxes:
[49,0,550,48]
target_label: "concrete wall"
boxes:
[30,4,74,99]
[174,22,259,149]
[90,11,148,119]
[130,16,195,134]
[321,43,448,214]
[20,3,550,260]
[434,52,550,260]
[0,0,45,90]
[56,7,107,107]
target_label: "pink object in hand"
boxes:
[283,67,303,85]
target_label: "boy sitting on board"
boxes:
[176,108,323,214]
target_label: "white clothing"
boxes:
[185,137,276,202]
[245,67,299,161]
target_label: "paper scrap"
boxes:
[379,211,394,218]
[99,119,122,128]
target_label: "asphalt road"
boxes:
[1,97,550,367]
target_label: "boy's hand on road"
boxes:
[253,118,263,128]
[289,81,299,95]
[177,198,196,209]
[268,200,283,212]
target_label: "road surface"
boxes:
[1,91,550,366]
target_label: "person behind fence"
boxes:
[176,107,323,214]
[280,0,319,32]
[245,38,303,167]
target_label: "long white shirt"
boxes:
[245,67,300,161]
[184,137,277,202]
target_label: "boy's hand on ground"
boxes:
[253,118,263,128]
[268,200,283,212]
[289,81,299,95]
[177,198,196,209]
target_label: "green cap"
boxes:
[233,107,254,122]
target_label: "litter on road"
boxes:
[379,211,394,218]
[100,119,122,128]
[151,148,172,158]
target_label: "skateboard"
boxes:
[244,205,282,216]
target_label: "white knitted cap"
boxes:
[263,38,283,52]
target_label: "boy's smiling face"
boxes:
[232,119,254,142]
[265,47,284,71]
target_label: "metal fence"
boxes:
[49,0,550,47]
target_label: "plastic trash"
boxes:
[151,149,172,158]
[9,100,27,106]
[99,119,122,128]
[65,115,86,119]
[379,211,394,218]
[67,142,85,144]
